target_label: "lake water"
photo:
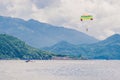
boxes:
[0,60,120,80]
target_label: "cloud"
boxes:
[0,0,33,19]
[32,0,61,9]
[0,0,120,40]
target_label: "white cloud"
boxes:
[0,0,120,40]
[32,0,61,9]
[0,0,33,19]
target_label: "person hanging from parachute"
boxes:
[80,14,93,31]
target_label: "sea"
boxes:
[0,60,120,80]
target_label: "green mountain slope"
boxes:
[0,34,52,60]
[44,34,120,59]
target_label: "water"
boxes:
[0,60,120,80]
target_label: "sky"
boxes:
[0,0,120,40]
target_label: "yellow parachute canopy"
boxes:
[80,15,93,21]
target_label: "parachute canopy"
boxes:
[80,15,93,21]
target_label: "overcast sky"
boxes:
[0,0,120,40]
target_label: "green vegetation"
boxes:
[0,34,52,60]
[44,34,120,60]
[1,33,120,60]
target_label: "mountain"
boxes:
[89,34,120,59]
[97,34,120,46]
[44,34,120,59]
[44,41,77,55]
[43,41,87,57]
[0,34,52,60]
[0,16,98,48]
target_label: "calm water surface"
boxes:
[0,60,120,80]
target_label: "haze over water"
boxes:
[0,60,120,80]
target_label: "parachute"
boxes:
[80,15,93,31]
[80,15,93,21]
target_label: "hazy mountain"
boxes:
[44,34,120,59]
[0,16,98,48]
[0,34,52,60]
[44,41,82,56]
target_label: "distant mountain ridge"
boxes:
[44,34,120,59]
[0,16,98,48]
